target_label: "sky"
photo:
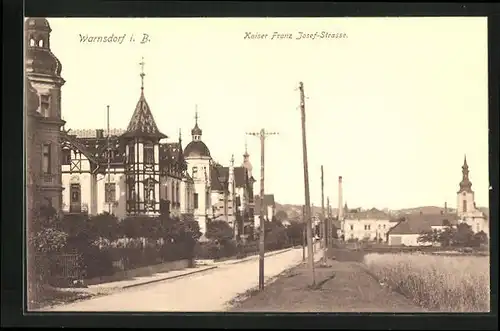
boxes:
[43,17,489,210]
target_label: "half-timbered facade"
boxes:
[60,62,194,220]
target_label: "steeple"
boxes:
[242,138,253,178]
[122,57,167,140]
[243,137,249,158]
[25,18,63,77]
[191,105,202,141]
[458,154,473,193]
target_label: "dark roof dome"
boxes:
[191,123,202,136]
[183,140,211,158]
[25,18,52,32]
[26,49,62,76]
[25,18,62,77]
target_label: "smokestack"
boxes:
[444,202,448,214]
[338,176,343,220]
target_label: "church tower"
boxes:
[25,18,66,211]
[456,155,476,218]
[183,107,212,233]
[122,58,167,216]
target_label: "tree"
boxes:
[285,221,304,245]
[275,210,288,222]
[454,223,474,247]
[205,220,234,244]
[472,231,488,247]
[417,229,441,245]
[265,219,289,250]
[87,212,120,242]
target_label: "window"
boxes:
[171,184,175,203]
[192,167,198,178]
[105,183,116,203]
[144,144,154,164]
[30,39,35,46]
[194,193,199,209]
[378,224,381,229]
[176,183,180,205]
[350,225,354,230]
[62,149,71,165]
[42,144,51,174]
[463,200,467,213]
[38,39,44,47]
[383,224,386,229]
[40,95,50,117]
[128,144,135,163]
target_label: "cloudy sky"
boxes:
[44,17,489,209]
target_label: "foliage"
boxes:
[87,213,120,241]
[275,210,288,222]
[29,228,68,254]
[205,220,234,244]
[286,221,304,245]
[265,220,289,250]
[417,223,485,248]
[364,253,490,312]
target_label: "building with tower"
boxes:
[60,58,195,220]
[387,155,489,246]
[25,17,66,213]
[456,155,489,235]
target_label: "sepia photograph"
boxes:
[25,16,490,313]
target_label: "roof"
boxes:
[184,140,211,158]
[25,46,62,77]
[25,18,52,32]
[345,208,390,220]
[388,213,459,235]
[122,91,167,139]
[159,142,187,171]
[60,131,100,165]
[254,194,275,211]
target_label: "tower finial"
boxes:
[139,57,145,91]
[179,128,182,142]
[231,154,235,167]
[195,104,199,125]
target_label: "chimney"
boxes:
[96,129,104,139]
[444,202,448,214]
[338,176,344,220]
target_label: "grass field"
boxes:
[363,253,490,312]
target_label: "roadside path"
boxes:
[40,247,315,312]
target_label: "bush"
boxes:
[364,253,490,312]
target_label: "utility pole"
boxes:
[327,196,332,249]
[246,128,278,291]
[106,105,112,214]
[321,165,327,265]
[230,154,238,240]
[298,81,315,286]
[302,205,306,262]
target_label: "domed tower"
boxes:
[457,155,476,218]
[183,106,212,233]
[25,17,66,211]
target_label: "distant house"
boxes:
[253,194,276,227]
[341,208,398,242]
[387,213,459,246]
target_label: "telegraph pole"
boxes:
[246,128,278,291]
[321,165,327,265]
[302,205,306,262]
[327,196,332,249]
[106,105,112,214]
[298,82,315,286]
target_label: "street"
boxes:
[41,247,315,312]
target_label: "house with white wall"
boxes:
[341,208,396,242]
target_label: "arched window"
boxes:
[30,39,35,47]
[462,200,467,213]
[38,39,44,47]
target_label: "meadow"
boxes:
[363,252,490,312]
